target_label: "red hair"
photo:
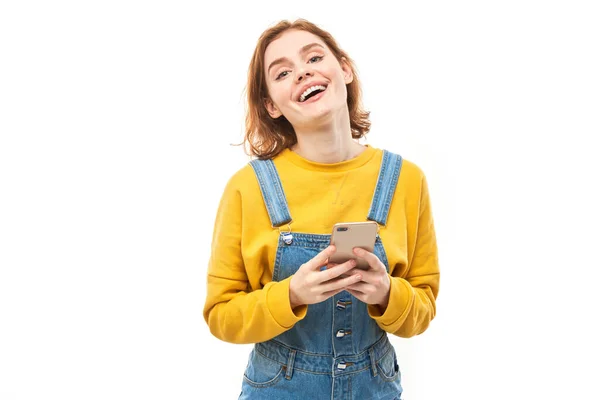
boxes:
[240,19,371,160]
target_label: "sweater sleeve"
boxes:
[367,172,440,337]
[202,176,308,344]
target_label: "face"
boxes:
[263,29,353,125]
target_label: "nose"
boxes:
[296,70,313,82]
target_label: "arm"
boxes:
[202,178,307,344]
[367,172,440,337]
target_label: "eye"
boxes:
[274,55,323,81]
[276,71,289,80]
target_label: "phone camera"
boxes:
[337,227,348,232]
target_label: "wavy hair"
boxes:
[240,19,371,160]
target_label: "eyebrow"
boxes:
[267,43,326,75]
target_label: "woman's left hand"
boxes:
[344,248,391,310]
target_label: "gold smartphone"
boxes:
[329,221,378,270]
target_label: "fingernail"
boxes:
[354,248,363,255]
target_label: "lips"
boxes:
[299,87,327,105]
[295,82,329,103]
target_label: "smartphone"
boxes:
[329,221,378,270]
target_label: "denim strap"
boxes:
[249,159,292,228]
[285,349,296,380]
[368,347,378,377]
[367,150,403,226]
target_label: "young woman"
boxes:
[203,18,440,400]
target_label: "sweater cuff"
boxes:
[266,276,307,328]
[367,277,413,326]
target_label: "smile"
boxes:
[298,86,327,105]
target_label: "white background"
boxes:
[1,1,599,399]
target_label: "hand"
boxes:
[344,248,391,310]
[289,245,363,308]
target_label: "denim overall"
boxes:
[240,150,404,400]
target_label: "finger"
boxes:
[345,268,377,283]
[346,288,364,300]
[344,281,369,293]
[321,286,346,299]
[320,262,340,272]
[321,272,362,293]
[353,248,386,272]
[305,245,337,270]
[317,259,357,283]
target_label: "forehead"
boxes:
[264,30,328,63]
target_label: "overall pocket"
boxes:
[242,349,286,389]
[376,347,401,382]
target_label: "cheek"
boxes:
[270,84,291,104]
[330,77,347,100]
[327,69,346,91]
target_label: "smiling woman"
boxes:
[242,20,372,161]
[203,18,440,400]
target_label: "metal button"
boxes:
[281,233,293,245]
[336,361,354,370]
[336,329,352,338]
[336,299,351,310]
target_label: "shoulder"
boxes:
[218,159,279,214]
[400,157,427,182]
[380,149,427,183]
[377,150,430,206]
[221,162,261,197]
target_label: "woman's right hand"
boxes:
[289,245,363,309]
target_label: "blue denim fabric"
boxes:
[367,150,404,226]
[242,150,404,400]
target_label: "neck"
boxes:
[290,106,365,164]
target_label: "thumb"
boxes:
[306,245,336,270]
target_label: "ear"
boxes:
[264,97,282,119]
[341,57,354,85]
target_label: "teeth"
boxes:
[299,85,327,102]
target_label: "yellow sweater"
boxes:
[203,145,440,344]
